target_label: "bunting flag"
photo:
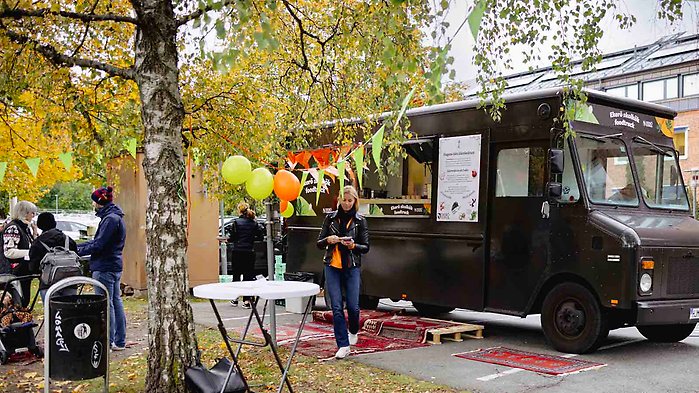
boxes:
[125,138,137,159]
[0,162,6,184]
[371,124,385,172]
[297,151,312,169]
[316,169,325,204]
[58,152,73,172]
[353,145,365,189]
[298,171,309,198]
[337,160,346,194]
[287,151,298,170]
[467,0,486,39]
[311,148,332,168]
[395,86,417,130]
[25,157,40,178]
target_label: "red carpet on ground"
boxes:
[453,347,606,375]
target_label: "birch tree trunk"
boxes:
[133,1,198,391]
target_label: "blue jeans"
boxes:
[324,265,360,348]
[92,271,126,347]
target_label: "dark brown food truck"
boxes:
[285,88,699,353]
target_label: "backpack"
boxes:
[39,235,82,287]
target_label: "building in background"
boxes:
[469,32,699,184]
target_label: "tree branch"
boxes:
[0,6,138,24]
[176,0,235,27]
[0,25,135,80]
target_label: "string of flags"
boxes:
[220,87,416,217]
[0,137,138,184]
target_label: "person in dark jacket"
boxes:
[28,212,78,302]
[225,202,264,308]
[1,201,39,306]
[77,186,128,351]
[316,185,369,359]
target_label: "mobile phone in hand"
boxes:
[339,236,353,241]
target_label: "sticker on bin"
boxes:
[690,308,699,320]
[92,341,103,369]
[74,323,91,339]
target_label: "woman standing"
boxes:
[317,185,369,359]
[1,201,39,307]
[226,202,264,309]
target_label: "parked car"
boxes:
[55,220,90,240]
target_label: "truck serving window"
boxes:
[576,136,638,206]
[631,140,689,210]
[359,139,433,217]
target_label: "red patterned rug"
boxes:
[284,332,428,360]
[453,347,606,375]
[312,310,464,343]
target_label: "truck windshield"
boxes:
[576,135,638,206]
[631,141,689,210]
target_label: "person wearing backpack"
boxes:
[77,186,128,351]
[224,202,264,309]
[28,212,78,302]
[1,201,39,306]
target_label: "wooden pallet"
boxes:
[425,323,484,345]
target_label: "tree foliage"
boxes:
[36,181,94,211]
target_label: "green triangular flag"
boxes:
[25,157,40,178]
[58,152,73,172]
[298,171,308,198]
[124,138,137,159]
[316,169,325,205]
[394,86,417,131]
[371,124,385,172]
[353,146,365,190]
[337,160,346,196]
[467,0,486,39]
[0,162,6,184]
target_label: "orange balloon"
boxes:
[274,170,301,201]
[280,200,288,212]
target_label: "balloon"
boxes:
[221,155,251,185]
[280,200,288,213]
[273,170,301,201]
[281,203,294,218]
[246,167,274,200]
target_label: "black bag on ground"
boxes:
[39,235,81,287]
[185,357,246,393]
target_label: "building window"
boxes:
[606,84,639,99]
[642,77,679,101]
[673,126,688,159]
[684,73,699,97]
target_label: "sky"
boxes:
[444,0,699,83]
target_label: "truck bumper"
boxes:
[636,299,699,325]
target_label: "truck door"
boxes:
[486,140,550,314]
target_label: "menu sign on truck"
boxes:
[436,135,481,222]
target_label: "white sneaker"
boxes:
[335,346,351,359]
[348,333,358,345]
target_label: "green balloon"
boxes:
[246,167,274,200]
[281,203,294,218]
[222,155,251,185]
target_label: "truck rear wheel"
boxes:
[541,282,608,354]
[412,302,454,317]
[637,323,696,343]
[359,295,380,310]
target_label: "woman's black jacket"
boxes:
[316,210,369,268]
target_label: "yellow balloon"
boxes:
[246,168,274,200]
[281,202,294,218]
[222,156,251,185]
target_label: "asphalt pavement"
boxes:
[191,298,699,393]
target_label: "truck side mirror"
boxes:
[548,182,562,199]
[550,149,564,175]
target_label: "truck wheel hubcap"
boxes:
[555,300,585,337]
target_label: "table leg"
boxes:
[276,295,315,393]
[209,300,251,393]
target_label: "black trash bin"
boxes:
[48,294,108,381]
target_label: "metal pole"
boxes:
[220,199,227,275]
[55,194,58,214]
[265,200,276,344]
[693,180,697,219]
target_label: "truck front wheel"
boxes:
[637,323,696,343]
[541,282,609,354]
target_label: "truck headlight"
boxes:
[640,273,652,292]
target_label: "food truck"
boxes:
[285,88,699,353]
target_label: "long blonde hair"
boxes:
[237,202,256,219]
[337,185,360,211]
